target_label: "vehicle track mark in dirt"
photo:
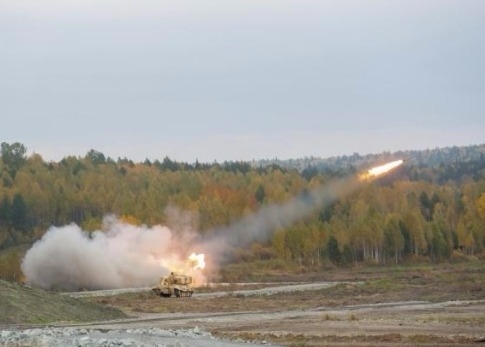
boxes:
[65,281,347,299]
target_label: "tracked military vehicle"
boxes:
[152,272,194,297]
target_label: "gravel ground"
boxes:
[0,327,274,347]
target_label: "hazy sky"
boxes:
[1,0,484,162]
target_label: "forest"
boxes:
[0,141,484,281]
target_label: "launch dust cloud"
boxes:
[22,160,403,291]
[21,215,206,291]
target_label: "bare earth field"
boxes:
[2,261,485,346]
[79,261,485,346]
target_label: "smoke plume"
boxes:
[21,215,201,291]
[196,175,361,262]
[196,160,404,261]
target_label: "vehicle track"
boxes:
[65,281,346,298]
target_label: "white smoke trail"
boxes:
[21,215,201,291]
[196,160,403,261]
[195,175,362,263]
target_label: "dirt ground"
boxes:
[79,261,485,346]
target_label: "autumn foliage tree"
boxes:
[0,142,485,281]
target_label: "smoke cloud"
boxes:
[21,215,201,291]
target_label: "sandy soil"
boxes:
[68,280,485,346]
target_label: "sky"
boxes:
[1,0,484,163]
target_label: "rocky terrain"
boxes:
[0,326,270,347]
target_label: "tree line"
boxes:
[0,142,484,280]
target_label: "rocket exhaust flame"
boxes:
[188,253,206,270]
[358,159,404,181]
